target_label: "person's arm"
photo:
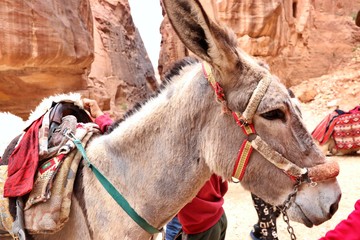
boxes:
[319,200,360,240]
[82,98,113,133]
[94,114,113,133]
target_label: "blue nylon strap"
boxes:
[72,138,161,235]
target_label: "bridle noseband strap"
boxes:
[250,136,307,177]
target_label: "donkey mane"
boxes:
[163,57,199,81]
[106,57,199,134]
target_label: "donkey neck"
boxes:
[84,63,220,237]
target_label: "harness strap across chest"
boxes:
[202,62,307,181]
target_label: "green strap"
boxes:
[72,138,160,234]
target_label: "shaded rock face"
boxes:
[87,0,158,119]
[0,0,94,119]
[158,15,188,81]
[158,0,360,87]
[0,0,157,119]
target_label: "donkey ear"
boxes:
[162,0,238,67]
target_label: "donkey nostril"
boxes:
[329,202,338,217]
[329,195,341,217]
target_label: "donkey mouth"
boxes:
[296,203,314,228]
[301,213,314,228]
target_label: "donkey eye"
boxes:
[261,109,285,121]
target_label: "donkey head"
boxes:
[163,0,341,227]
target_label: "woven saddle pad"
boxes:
[24,123,98,234]
[333,112,360,150]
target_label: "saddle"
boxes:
[1,101,92,165]
[0,100,95,239]
[332,107,360,150]
[311,110,340,145]
[48,101,92,132]
[312,106,360,153]
[44,102,92,159]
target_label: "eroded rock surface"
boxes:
[0,0,94,118]
[0,0,157,119]
[159,0,360,88]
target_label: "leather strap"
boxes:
[66,132,161,235]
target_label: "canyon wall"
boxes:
[0,0,359,118]
[88,0,157,118]
[0,0,156,119]
[0,0,93,118]
[158,0,360,87]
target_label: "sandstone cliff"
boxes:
[0,0,156,119]
[87,0,157,119]
[0,0,359,119]
[159,0,360,88]
[0,0,93,119]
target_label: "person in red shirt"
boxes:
[319,200,360,240]
[177,175,228,240]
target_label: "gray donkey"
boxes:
[3,0,341,239]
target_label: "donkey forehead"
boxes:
[228,49,292,113]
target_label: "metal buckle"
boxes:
[300,169,317,187]
[238,116,249,127]
[63,128,76,141]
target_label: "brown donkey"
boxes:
[4,0,341,239]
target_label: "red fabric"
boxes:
[178,174,228,234]
[319,200,360,240]
[349,106,360,114]
[312,111,339,145]
[4,116,43,197]
[95,113,113,133]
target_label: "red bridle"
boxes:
[202,62,339,183]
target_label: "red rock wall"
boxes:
[1,0,358,118]
[87,0,158,119]
[0,0,157,119]
[158,0,360,87]
[0,0,94,118]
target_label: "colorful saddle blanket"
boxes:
[24,121,99,234]
[332,110,360,150]
[312,106,360,150]
[0,165,14,238]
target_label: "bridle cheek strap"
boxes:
[230,115,307,181]
[242,75,272,123]
[232,112,256,180]
[232,140,253,180]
